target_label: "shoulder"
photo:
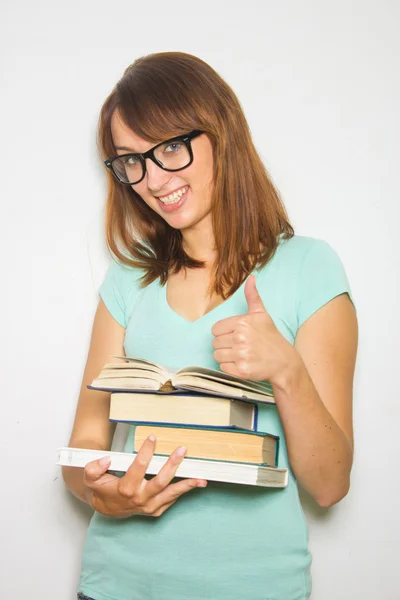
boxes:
[99,258,145,328]
[264,234,349,284]
[255,234,353,338]
[105,257,143,287]
[275,234,338,265]
[279,235,353,328]
[256,234,343,283]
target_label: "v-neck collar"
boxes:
[161,278,245,326]
[158,235,286,325]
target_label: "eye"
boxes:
[120,155,140,166]
[164,141,183,153]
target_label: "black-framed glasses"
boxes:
[104,130,203,185]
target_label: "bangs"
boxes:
[115,62,208,144]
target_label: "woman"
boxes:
[63,51,358,600]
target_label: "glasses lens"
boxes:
[154,139,190,171]
[112,155,143,184]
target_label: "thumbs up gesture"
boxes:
[211,275,294,383]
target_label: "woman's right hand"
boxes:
[83,435,208,518]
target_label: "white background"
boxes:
[1,0,399,598]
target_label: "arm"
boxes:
[273,292,357,507]
[63,298,207,515]
[62,298,124,503]
[212,277,358,508]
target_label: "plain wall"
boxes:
[1,0,399,598]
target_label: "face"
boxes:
[110,110,214,234]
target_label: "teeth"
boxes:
[159,186,188,204]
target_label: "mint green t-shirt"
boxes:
[78,235,352,600]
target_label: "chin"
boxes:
[165,215,197,231]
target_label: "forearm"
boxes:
[62,466,90,504]
[62,440,106,504]
[272,353,353,508]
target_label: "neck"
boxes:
[181,218,216,266]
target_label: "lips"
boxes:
[157,185,189,205]
[156,186,189,213]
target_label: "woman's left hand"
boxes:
[211,275,297,385]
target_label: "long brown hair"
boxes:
[98,51,294,298]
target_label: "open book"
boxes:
[57,447,288,488]
[89,357,275,405]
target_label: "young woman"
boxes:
[63,51,358,600]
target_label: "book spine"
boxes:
[254,404,259,430]
[275,437,280,467]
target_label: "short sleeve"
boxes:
[99,259,134,327]
[296,239,354,328]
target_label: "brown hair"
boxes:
[98,51,294,298]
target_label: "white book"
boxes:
[57,447,288,488]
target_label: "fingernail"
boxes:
[176,446,187,457]
[197,481,207,488]
[148,434,156,442]
[99,456,111,467]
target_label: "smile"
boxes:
[157,185,189,205]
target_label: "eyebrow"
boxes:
[115,146,139,153]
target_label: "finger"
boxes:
[118,435,156,497]
[213,348,235,364]
[151,500,176,518]
[211,315,239,337]
[83,455,112,487]
[212,333,234,350]
[219,361,239,377]
[244,276,266,314]
[144,445,196,500]
[148,477,207,512]
[139,499,177,518]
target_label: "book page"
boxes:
[173,380,275,404]
[90,377,162,390]
[174,367,273,396]
[98,368,166,385]
[111,357,169,381]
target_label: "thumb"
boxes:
[244,275,267,314]
[84,455,112,483]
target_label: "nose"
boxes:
[144,157,173,194]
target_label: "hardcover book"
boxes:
[132,424,279,466]
[109,392,258,430]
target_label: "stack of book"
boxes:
[57,357,288,488]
